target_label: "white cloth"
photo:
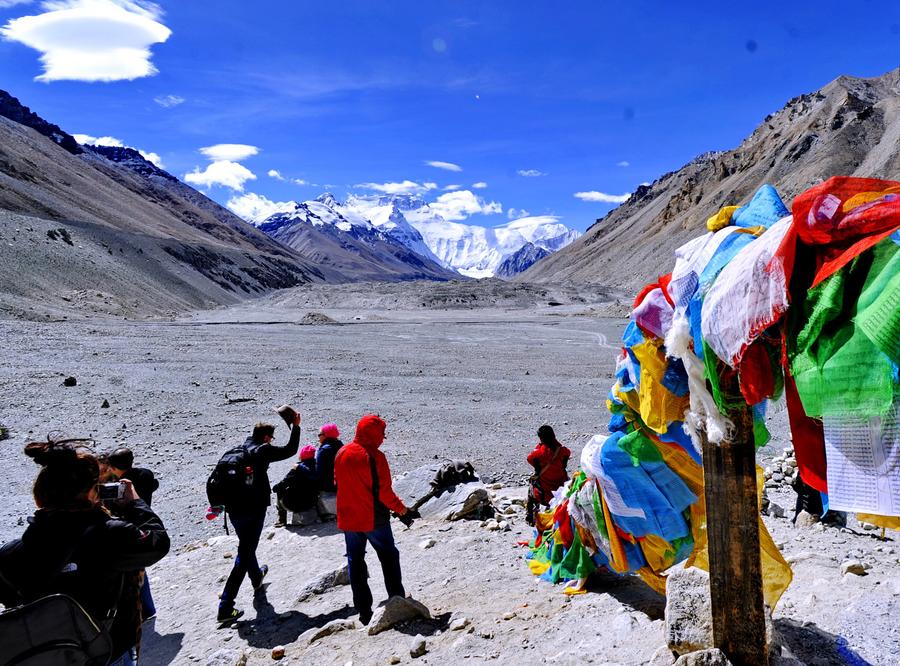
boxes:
[701,216,792,367]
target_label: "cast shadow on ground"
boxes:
[775,618,874,666]
[284,521,341,538]
[233,589,355,648]
[139,617,184,664]
[389,611,453,638]
[585,569,666,621]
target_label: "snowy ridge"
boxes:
[345,194,582,278]
[255,192,581,279]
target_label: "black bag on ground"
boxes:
[0,594,114,666]
[206,444,259,509]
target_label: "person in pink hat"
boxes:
[273,445,320,526]
[315,423,343,519]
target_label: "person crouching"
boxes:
[274,445,320,526]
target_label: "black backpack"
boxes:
[206,443,259,510]
[0,594,114,666]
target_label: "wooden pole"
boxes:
[701,394,769,665]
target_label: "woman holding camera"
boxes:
[0,439,170,665]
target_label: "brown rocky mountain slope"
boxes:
[0,91,330,319]
[521,68,900,289]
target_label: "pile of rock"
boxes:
[764,446,798,490]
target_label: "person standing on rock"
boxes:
[526,425,571,526]
[315,423,343,520]
[334,414,417,625]
[214,407,301,625]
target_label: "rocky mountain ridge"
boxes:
[0,89,327,319]
[522,68,900,289]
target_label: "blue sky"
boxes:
[2,0,900,230]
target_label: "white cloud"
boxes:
[1,0,172,83]
[616,160,630,167]
[199,143,258,162]
[574,191,631,203]
[425,160,462,172]
[517,169,546,177]
[185,161,256,191]
[73,133,122,147]
[73,132,162,167]
[430,189,502,221]
[507,207,530,220]
[291,178,308,186]
[267,169,284,180]
[443,184,461,191]
[226,192,295,224]
[0,1,35,8]
[153,93,183,108]
[355,180,438,195]
[471,182,488,189]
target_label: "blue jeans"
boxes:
[344,523,405,615]
[140,573,156,619]
[108,647,136,666]
[220,508,266,607]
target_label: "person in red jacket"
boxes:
[334,414,417,625]
[526,425,571,525]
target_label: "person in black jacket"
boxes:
[315,423,342,519]
[218,411,301,624]
[0,439,170,664]
[274,445,321,525]
[107,446,161,621]
[108,447,159,507]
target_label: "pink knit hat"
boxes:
[318,423,340,439]
[299,445,316,461]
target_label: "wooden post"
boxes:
[701,396,769,665]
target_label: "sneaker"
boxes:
[253,564,269,591]
[217,607,244,626]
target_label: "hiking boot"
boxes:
[358,609,373,626]
[253,564,269,591]
[217,607,244,626]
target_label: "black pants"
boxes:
[220,507,266,607]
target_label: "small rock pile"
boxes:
[764,445,798,490]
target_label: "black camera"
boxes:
[98,482,124,502]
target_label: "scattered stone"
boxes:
[101,399,110,408]
[648,646,677,666]
[0,423,8,441]
[794,510,820,528]
[485,520,501,531]
[450,616,471,631]
[388,657,401,665]
[673,648,733,665]
[223,552,233,559]
[205,649,247,666]
[296,565,350,602]
[299,618,357,645]
[497,520,509,531]
[502,611,517,621]
[841,560,867,576]
[271,646,285,660]
[859,522,878,531]
[410,635,427,658]
[419,538,436,550]
[769,503,785,519]
[63,376,77,387]
[487,482,503,490]
[665,566,713,656]
[367,596,431,636]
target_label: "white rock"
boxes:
[410,635,427,658]
[419,538,436,549]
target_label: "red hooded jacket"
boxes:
[527,442,571,504]
[334,415,407,532]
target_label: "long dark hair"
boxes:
[24,438,100,509]
[537,425,560,449]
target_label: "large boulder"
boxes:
[394,463,491,521]
[367,596,432,636]
[665,566,714,656]
[665,565,777,657]
[296,565,350,603]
